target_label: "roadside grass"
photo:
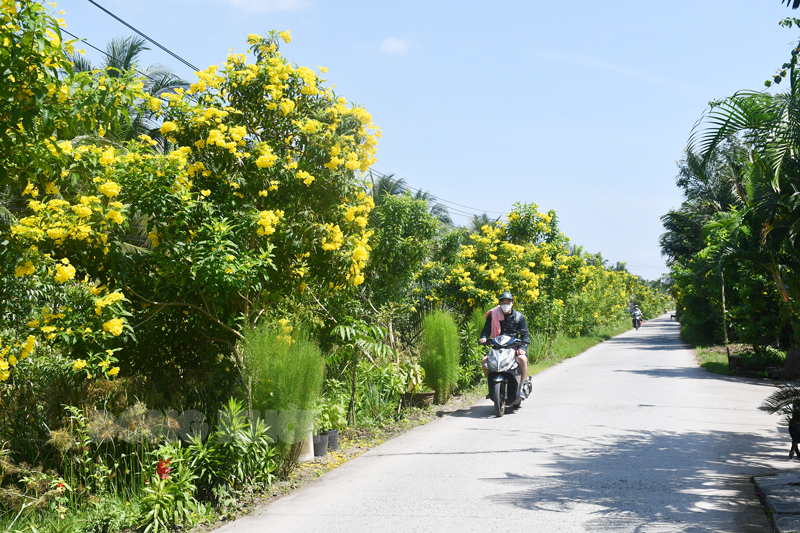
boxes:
[695,343,785,377]
[696,345,735,376]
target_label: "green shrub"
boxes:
[241,322,323,472]
[527,331,557,364]
[472,308,487,337]
[420,310,460,404]
[314,394,347,432]
[187,398,276,500]
[139,441,201,533]
[457,309,486,390]
[354,361,405,425]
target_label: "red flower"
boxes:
[57,482,64,489]
[156,459,171,480]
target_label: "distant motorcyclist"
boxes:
[631,305,643,328]
[479,291,530,397]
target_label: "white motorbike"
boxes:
[486,334,532,417]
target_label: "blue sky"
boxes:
[58,0,798,280]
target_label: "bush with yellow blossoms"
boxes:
[419,203,669,336]
[2,1,381,386]
[76,30,382,375]
[1,1,140,385]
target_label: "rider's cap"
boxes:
[499,291,513,302]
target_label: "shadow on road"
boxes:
[446,402,527,420]
[613,367,778,388]
[483,428,788,532]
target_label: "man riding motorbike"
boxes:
[479,291,530,398]
[631,304,643,328]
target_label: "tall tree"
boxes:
[67,35,187,142]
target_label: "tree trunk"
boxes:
[767,263,800,378]
[347,351,357,425]
[785,348,800,380]
[721,270,729,346]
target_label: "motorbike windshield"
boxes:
[492,334,516,347]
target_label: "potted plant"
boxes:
[400,361,435,408]
[314,396,347,451]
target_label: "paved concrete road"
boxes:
[216,316,799,532]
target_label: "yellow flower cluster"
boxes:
[94,291,125,316]
[256,209,284,236]
[348,230,373,286]
[343,192,373,229]
[321,223,344,251]
[54,260,76,283]
[276,318,295,344]
[0,335,35,381]
[296,170,314,186]
[14,261,35,277]
[102,318,124,337]
[161,121,179,135]
[256,146,278,168]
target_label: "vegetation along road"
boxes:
[215,315,791,533]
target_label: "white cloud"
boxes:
[530,50,701,92]
[218,0,309,13]
[380,37,413,56]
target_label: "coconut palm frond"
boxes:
[67,52,93,73]
[371,174,408,207]
[103,35,149,77]
[688,93,768,161]
[759,385,800,414]
[412,189,452,226]
[468,213,501,233]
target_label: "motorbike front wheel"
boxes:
[493,381,505,417]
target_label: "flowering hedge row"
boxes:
[419,203,668,335]
[0,2,379,385]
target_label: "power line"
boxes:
[368,169,507,219]
[72,6,508,220]
[86,0,200,72]
[73,5,587,231]
[62,29,169,88]
[369,171,494,220]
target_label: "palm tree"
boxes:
[468,213,501,233]
[686,70,800,373]
[67,35,187,142]
[660,147,743,264]
[70,36,186,96]
[368,171,453,225]
[412,189,452,226]
[370,172,408,208]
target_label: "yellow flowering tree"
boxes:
[95,30,381,373]
[419,203,557,317]
[1,5,380,387]
[0,0,142,382]
[418,203,667,336]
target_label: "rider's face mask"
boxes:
[500,302,513,313]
